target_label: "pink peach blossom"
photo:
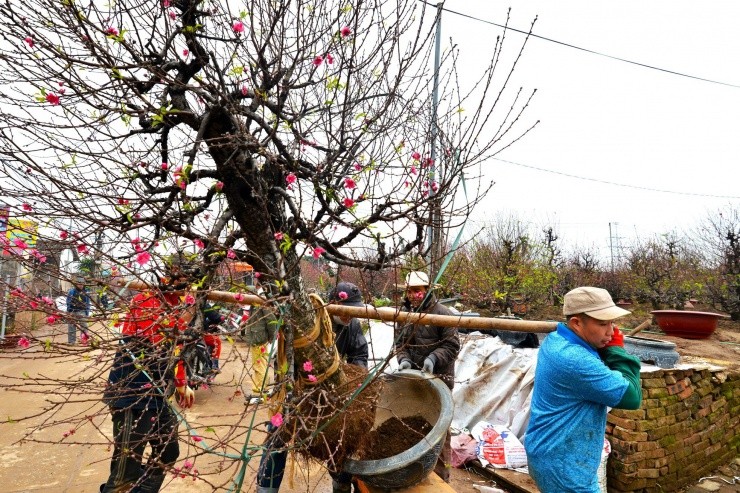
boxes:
[340,26,352,37]
[135,251,151,266]
[312,247,325,259]
[270,413,283,427]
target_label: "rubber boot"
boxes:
[256,487,279,493]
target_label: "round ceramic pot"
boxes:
[343,370,453,489]
[623,335,679,368]
[651,310,729,339]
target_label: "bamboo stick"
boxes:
[113,279,558,333]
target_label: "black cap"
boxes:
[328,282,364,307]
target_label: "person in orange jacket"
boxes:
[100,281,195,493]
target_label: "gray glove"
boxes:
[422,357,434,373]
[397,359,412,371]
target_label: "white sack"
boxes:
[452,335,538,438]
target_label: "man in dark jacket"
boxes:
[100,288,195,493]
[328,281,369,369]
[394,270,460,482]
[256,282,369,493]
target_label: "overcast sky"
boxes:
[435,1,740,259]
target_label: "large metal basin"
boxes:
[343,370,453,489]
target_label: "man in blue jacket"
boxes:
[525,286,642,492]
[66,278,90,344]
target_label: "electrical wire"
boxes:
[493,156,740,199]
[421,1,740,89]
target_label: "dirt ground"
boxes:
[0,323,481,493]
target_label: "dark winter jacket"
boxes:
[66,287,90,313]
[103,291,187,410]
[203,303,224,334]
[394,294,460,389]
[332,318,369,369]
[103,336,177,410]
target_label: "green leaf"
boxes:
[182,24,203,34]
[205,426,216,433]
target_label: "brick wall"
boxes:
[605,366,740,492]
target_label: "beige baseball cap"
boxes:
[563,287,630,320]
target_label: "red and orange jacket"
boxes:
[104,291,189,409]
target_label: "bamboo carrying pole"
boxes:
[114,279,558,334]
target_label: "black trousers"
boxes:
[100,406,180,493]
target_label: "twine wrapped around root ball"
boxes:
[278,294,383,472]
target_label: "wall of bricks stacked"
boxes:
[605,366,739,492]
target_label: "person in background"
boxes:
[202,302,224,376]
[255,282,369,493]
[66,277,90,345]
[99,275,196,493]
[245,285,278,403]
[525,286,642,492]
[328,281,368,369]
[394,271,460,482]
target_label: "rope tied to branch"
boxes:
[298,293,340,386]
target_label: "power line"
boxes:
[421,1,740,89]
[493,157,740,199]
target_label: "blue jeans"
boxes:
[67,310,88,344]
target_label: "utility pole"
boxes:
[428,2,443,278]
[609,222,623,272]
